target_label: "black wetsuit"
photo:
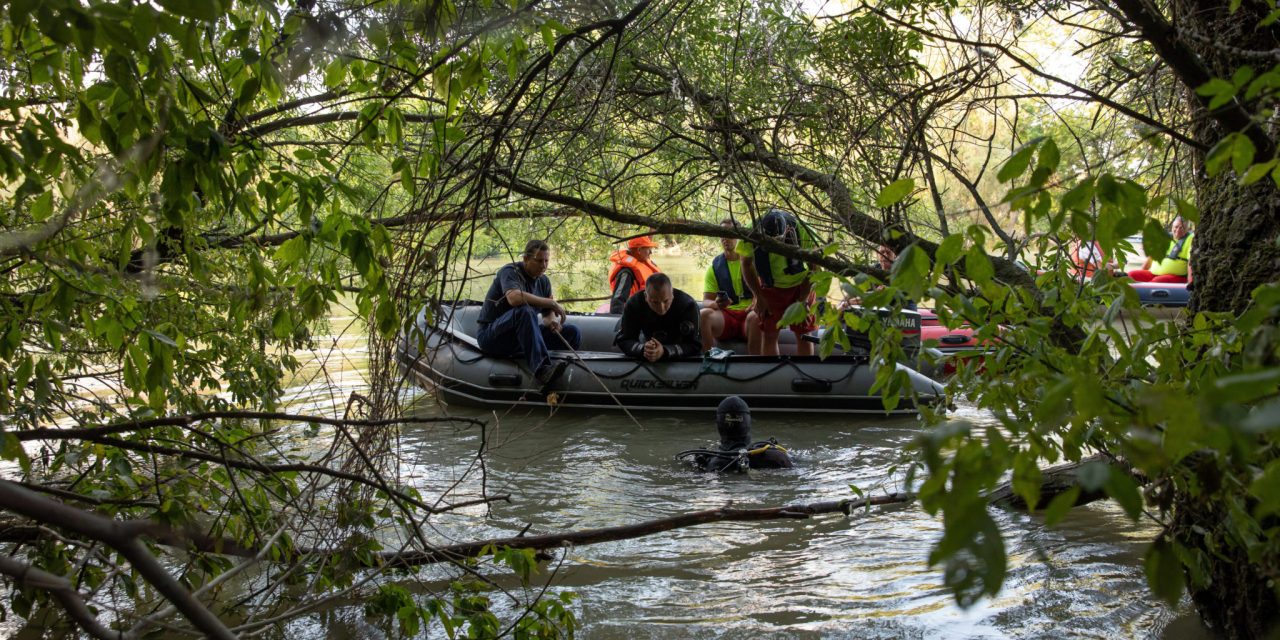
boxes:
[692,443,794,472]
[615,288,701,360]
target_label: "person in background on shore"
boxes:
[1128,217,1193,283]
[475,240,581,388]
[608,236,662,314]
[615,273,701,362]
[870,244,917,310]
[1069,237,1116,282]
[738,209,819,356]
[699,219,753,352]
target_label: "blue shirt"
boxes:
[477,262,552,325]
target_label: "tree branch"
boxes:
[1108,0,1276,157]
[0,555,127,640]
[0,481,236,640]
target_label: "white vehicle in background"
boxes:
[1118,234,1146,272]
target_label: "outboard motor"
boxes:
[841,308,922,368]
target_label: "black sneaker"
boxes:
[534,361,568,392]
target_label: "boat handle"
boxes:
[1152,290,1169,298]
[488,373,523,387]
[791,378,832,393]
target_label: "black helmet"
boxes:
[716,396,752,450]
[757,209,788,238]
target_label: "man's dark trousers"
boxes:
[476,306,581,374]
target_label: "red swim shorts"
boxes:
[719,307,749,341]
[755,285,817,334]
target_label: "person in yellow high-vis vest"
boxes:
[1128,217,1193,283]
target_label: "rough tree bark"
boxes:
[1109,0,1280,636]
[1175,1,1280,633]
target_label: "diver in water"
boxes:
[678,396,793,472]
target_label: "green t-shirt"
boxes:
[703,257,752,311]
[736,224,817,289]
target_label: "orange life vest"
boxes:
[608,249,661,298]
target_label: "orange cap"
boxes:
[627,236,658,249]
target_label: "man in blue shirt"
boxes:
[476,240,581,387]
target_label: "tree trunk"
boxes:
[1161,2,1280,636]
[1176,0,1280,315]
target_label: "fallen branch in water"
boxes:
[380,492,919,567]
[382,453,1121,566]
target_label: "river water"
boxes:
[266,295,1204,640]
[2,255,1202,639]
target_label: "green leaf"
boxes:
[1213,367,1280,403]
[0,432,25,465]
[324,58,346,89]
[1076,460,1109,491]
[1240,397,1280,433]
[1232,135,1257,174]
[935,234,963,266]
[29,191,53,222]
[1105,467,1143,520]
[1205,134,1239,177]
[890,244,927,282]
[876,178,915,207]
[818,323,837,360]
[1174,198,1200,224]
[1141,219,1170,266]
[1249,458,1280,517]
[1042,486,1081,526]
[1241,159,1277,185]
[1195,77,1233,98]
[155,0,220,23]
[1060,179,1095,212]
[271,308,294,339]
[1144,539,1186,607]
[274,236,309,266]
[964,246,994,284]
[1232,66,1255,89]
[777,301,808,329]
[997,138,1043,183]
[540,22,558,50]
[1036,138,1060,174]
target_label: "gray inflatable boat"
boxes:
[397,303,945,414]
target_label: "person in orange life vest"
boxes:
[1069,238,1116,281]
[607,236,662,314]
[738,209,819,356]
[1128,217,1193,283]
[698,219,752,352]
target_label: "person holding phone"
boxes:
[615,273,701,362]
[697,219,754,352]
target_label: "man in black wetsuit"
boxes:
[680,396,794,472]
[615,273,701,362]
